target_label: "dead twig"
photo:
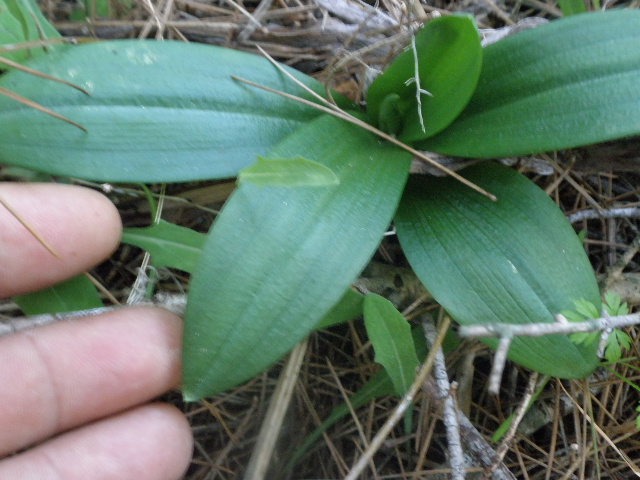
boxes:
[459,311,640,394]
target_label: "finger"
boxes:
[0,403,193,480]
[0,307,182,456]
[0,182,122,297]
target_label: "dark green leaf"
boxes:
[15,274,102,315]
[121,220,205,273]
[418,11,640,157]
[315,288,364,330]
[363,293,419,395]
[366,15,482,142]
[181,115,411,399]
[395,162,601,379]
[238,156,339,187]
[0,40,354,182]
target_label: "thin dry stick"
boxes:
[0,37,76,55]
[0,86,87,131]
[423,318,465,480]
[243,338,309,480]
[237,0,272,41]
[460,312,640,339]
[343,316,451,480]
[459,311,640,394]
[241,46,496,201]
[0,195,61,258]
[83,272,120,305]
[231,75,497,202]
[566,207,640,223]
[0,56,90,95]
[421,375,517,480]
[0,293,186,337]
[559,382,640,477]
[492,372,540,469]
[325,359,378,479]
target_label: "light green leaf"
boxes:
[0,40,354,182]
[418,10,640,157]
[15,274,103,315]
[575,298,600,319]
[1,0,61,63]
[366,14,482,142]
[238,156,339,187]
[604,291,628,316]
[181,115,411,400]
[395,162,601,379]
[604,329,631,363]
[363,293,419,395]
[121,220,205,273]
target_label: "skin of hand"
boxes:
[0,183,193,480]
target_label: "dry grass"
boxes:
[5,0,640,478]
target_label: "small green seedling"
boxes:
[563,292,633,363]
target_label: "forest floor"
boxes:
[6,0,640,478]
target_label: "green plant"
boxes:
[563,291,633,363]
[1,9,639,401]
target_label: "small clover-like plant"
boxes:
[562,292,633,363]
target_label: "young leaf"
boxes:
[395,162,601,379]
[121,220,205,273]
[562,299,600,347]
[366,14,482,142]
[181,115,411,400]
[418,10,640,157]
[237,156,339,187]
[363,293,419,395]
[0,40,354,182]
[563,293,632,362]
[604,329,631,363]
[604,290,628,316]
[0,0,61,63]
[14,274,103,315]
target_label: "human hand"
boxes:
[0,183,193,480]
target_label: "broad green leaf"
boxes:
[418,11,640,157]
[0,0,61,63]
[395,162,601,379]
[121,220,205,273]
[0,40,354,182]
[238,156,339,187]
[366,15,482,142]
[15,274,103,315]
[181,115,411,400]
[363,293,419,395]
[315,288,364,330]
